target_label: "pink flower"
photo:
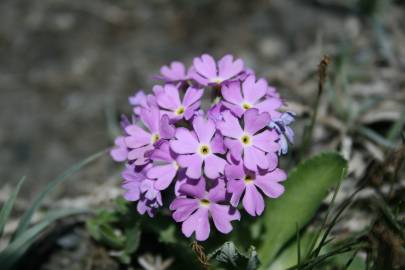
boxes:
[159,61,189,82]
[121,164,162,217]
[146,141,180,190]
[129,90,159,116]
[266,85,281,98]
[124,106,175,165]
[225,161,287,216]
[110,136,128,162]
[190,54,245,86]
[207,101,227,123]
[170,116,226,179]
[170,178,240,241]
[221,75,282,119]
[217,109,280,171]
[156,84,203,121]
[111,54,294,241]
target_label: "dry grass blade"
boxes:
[191,241,210,270]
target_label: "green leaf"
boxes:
[125,224,141,254]
[209,242,260,270]
[12,149,106,240]
[98,224,126,249]
[0,208,87,270]
[331,252,366,270]
[158,225,177,244]
[0,176,26,238]
[259,152,348,267]
[269,232,315,270]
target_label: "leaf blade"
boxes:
[0,208,88,270]
[12,149,106,240]
[259,152,348,267]
[0,176,26,238]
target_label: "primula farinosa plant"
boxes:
[110,54,295,241]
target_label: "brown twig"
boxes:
[300,55,331,158]
[191,241,210,270]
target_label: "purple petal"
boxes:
[156,84,181,110]
[193,54,217,79]
[184,102,201,120]
[159,114,175,139]
[170,197,199,222]
[210,203,235,234]
[140,106,160,133]
[160,61,187,81]
[140,179,159,200]
[222,101,245,118]
[127,145,152,161]
[224,162,245,181]
[124,125,152,148]
[152,85,165,96]
[182,207,210,241]
[192,116,216,144]
[129,91,147,107]
[218,55,244,80]
[242,184,265,216]
[123,184,141,201]
[207,102,225,123]
[183,87,204,108]
[227,179,245,207]
[252,130,280,153]
[177,153,203,179]
[210,133,225,154]
[188,67,209,85]
[148,164,177,190]
[221,82,243,105]
[149,141,173,162]
[255,168,287,198]
[244,146,269,171]
[206,180,226,203]
[179,177,206,199]
[224,138,243,161]
[170,128,199,154]
[255,98,282,118]
[217,110,243,139]
[243,109,270,135]
[110,137,128,162]
[204,155,226,179]
[242,75,267,105]
[266,152,279,171]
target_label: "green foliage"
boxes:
[0,176,26,238]
[269,230,366,270]
[86,199,141,264]
[259,152,348,267]
[208,241,260,270]
[0,150,105,270]
[0,208,87,270]
[269,232,316,270]
[12,149,107,240]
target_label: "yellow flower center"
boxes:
[198,144,211,156]
[244,175,254,184]
[240,134,251,146]
[151,133,160,144]
[200,198,210,207]
[175,106,185,116]
[210,77,223,84]
[173,161,179,170]
[242,102,252,110]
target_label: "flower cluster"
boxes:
[110,54,295,241]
